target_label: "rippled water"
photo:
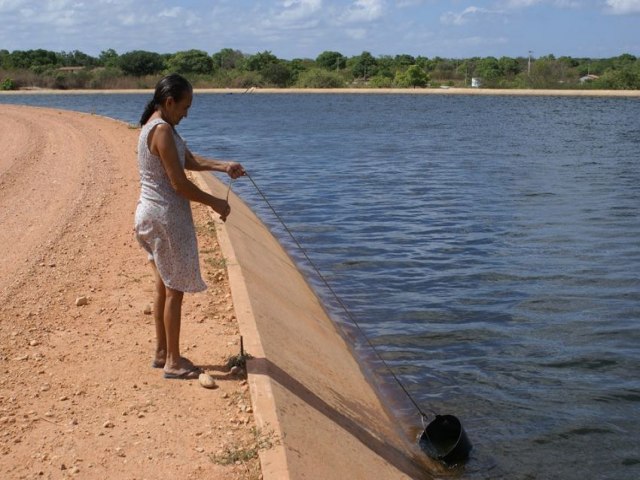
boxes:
[3,92,639,479]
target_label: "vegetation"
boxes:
[0,47,639,90]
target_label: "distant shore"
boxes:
[2,87,640,97]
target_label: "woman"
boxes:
[135,73,244,379]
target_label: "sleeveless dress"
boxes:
[134,118,207,293]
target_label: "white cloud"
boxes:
[0,0,27,10]
[501,0,581,7]
[159,7,182,18]
[264,0,322,28]
[440,6,497,26]
[605,0,640,14]
[346,28,367,39]
[502,0,541,6]
[340,0,385,23]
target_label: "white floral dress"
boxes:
[134,118,207,293]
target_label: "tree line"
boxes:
[1,47,639,91]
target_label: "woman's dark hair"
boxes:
[139,73,193,125]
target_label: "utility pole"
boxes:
[528,50,533,76]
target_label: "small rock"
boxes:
[75,296,88,307]
[29,340,40,347]
[229,366,241,376]
[198,373,217,389]
[103,421,114,428]
[143,304,152,315]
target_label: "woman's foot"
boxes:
[162,357,202,379]
[152,355,196,370]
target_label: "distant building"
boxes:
[471,77,482,88]
[579,74,599,84]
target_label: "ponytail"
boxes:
[139,73,193,126]
[139,99,157,126]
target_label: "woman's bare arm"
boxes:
[185,149,245,178]
[149,124,230,217]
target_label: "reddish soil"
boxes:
[0,105,264,479]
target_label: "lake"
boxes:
[3,91,639,480]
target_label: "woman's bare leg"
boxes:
[163,285,184,371]
[150,261,167,367]
[149,261,199,377]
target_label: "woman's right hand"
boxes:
[211,197,231,222]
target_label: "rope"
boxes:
[240,171,432,421]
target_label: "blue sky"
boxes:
[1,0,639,60]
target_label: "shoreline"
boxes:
[1,86,640,97]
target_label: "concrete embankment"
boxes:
[194,172,443,479]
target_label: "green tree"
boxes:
[375,55,395,79]
[498,56,520,77]
[244,51,279,72]
[395,65,429,87]
[476,57,501,84]
[349,51,377,80]
[99,49,119,68]
[118,50,164,76]
[167,49,213,75]
[595,65,640,89]
[394,54,416,69]
[211,48,245,71]
[59,50,98,67]
[0,49,9,69]
[261,62,293,87]
[8,49,59,69]
[316,51,346,70]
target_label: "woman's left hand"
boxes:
[226,162,245,179]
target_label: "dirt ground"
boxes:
[0,104,265,479]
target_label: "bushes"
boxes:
[1,77,15,90]
[296,69,345,88]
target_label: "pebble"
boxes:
[75,296,88,307]
[103,421,114,428]
[143,304,152,315]
[198,373,217,389]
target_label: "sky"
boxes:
[0,0,639,60]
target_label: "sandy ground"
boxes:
[0,105,264,479]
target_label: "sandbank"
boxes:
[2,87,639,97]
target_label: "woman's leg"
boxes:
[163,285,184,372]
[149,261,199,378]
[150,261,167,368]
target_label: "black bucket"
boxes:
[419,415,472,466]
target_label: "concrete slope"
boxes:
[195,172,443,480]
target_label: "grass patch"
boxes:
[209,427,276,466]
